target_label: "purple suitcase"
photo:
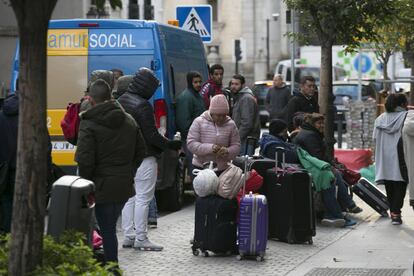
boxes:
[237,156,268,261]
[238,193,268,261]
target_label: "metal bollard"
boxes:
[47,176,95,245]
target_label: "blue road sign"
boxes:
[353,54,372,74]
[176,5,212,43]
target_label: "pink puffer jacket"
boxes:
[187,111,241,171]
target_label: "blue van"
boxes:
[11,19,209,210]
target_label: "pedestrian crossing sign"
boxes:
[176,5,212,43]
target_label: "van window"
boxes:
[47,56,88,108]
[277,65,283,75]
[286,68,291,82]
[88,55,152,77]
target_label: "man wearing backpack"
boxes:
[75,79,146,265]
[118,68,182,251]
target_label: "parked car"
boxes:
[252,80,273,127]
[332,80,377,112]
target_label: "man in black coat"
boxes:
[118,67,181,251]
[76,79,146,264]
[286,76,319,131]
[0,93,18,233]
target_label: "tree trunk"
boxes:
[319,42,335,159]
[8,0,56,274]
[382,54,390,92]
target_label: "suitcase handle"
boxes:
[242,155,249,195]
[275,146,285,172]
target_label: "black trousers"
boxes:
[384,180,407,214]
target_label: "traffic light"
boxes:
[235,39,242,62]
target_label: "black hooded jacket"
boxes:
[293,123,331,164]
[118,69,169,158]
[75,100,146,204]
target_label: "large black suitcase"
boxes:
[192,196,238,256]
[265,151,315,244]
[352,178,389,217]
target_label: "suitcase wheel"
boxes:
[308,238,313,245]
[288,239,295,244]
[236,255,243,261]
[202,251,209,257]
[192,249,199,256]
[256,256,264,262]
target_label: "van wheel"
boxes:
[162,157,184,211]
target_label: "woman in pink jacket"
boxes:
[187,94,241,174]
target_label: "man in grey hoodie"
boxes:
[230,74,260,155]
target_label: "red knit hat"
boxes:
[209,94,229,115]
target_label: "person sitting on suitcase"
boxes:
[293,113,362,227]
[187,94,241,175]
[259,119,299,164]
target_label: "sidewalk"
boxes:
[118,191,414,275]
[288,195,414,276]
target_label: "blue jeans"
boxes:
[240,141,257,156]
[334,170,355,209]
[321,170,355,219]
[148,196,157,222]
[95,202,125,263]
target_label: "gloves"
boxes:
[216,147,229,159]
[168,140,182,150]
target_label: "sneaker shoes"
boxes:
[321,218,346,227]
[347,205,363,214]
[391,213,402,225]
[122,237,135,248]
[148,221,158,229]
[134,238,164,251]
[344,217,357,227]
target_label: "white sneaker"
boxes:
[134,238,164,251]
[122,237,135,248]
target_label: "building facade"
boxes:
[0,0,289,95]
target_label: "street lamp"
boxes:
[287,10,296,95]
[266,13,280,80]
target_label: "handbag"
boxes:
[217,163,244,199]
[334,159,361,186]
[0,162,10,196]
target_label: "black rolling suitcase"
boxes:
[265,149,315,244]
[192,195,238,256]
[352,178,389,217]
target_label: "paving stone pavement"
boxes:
[117,196,376,276]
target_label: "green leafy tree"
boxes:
[371,24,403,91]
[284,0,394,157]
[369,0,414,96]
[7,1,121,274]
